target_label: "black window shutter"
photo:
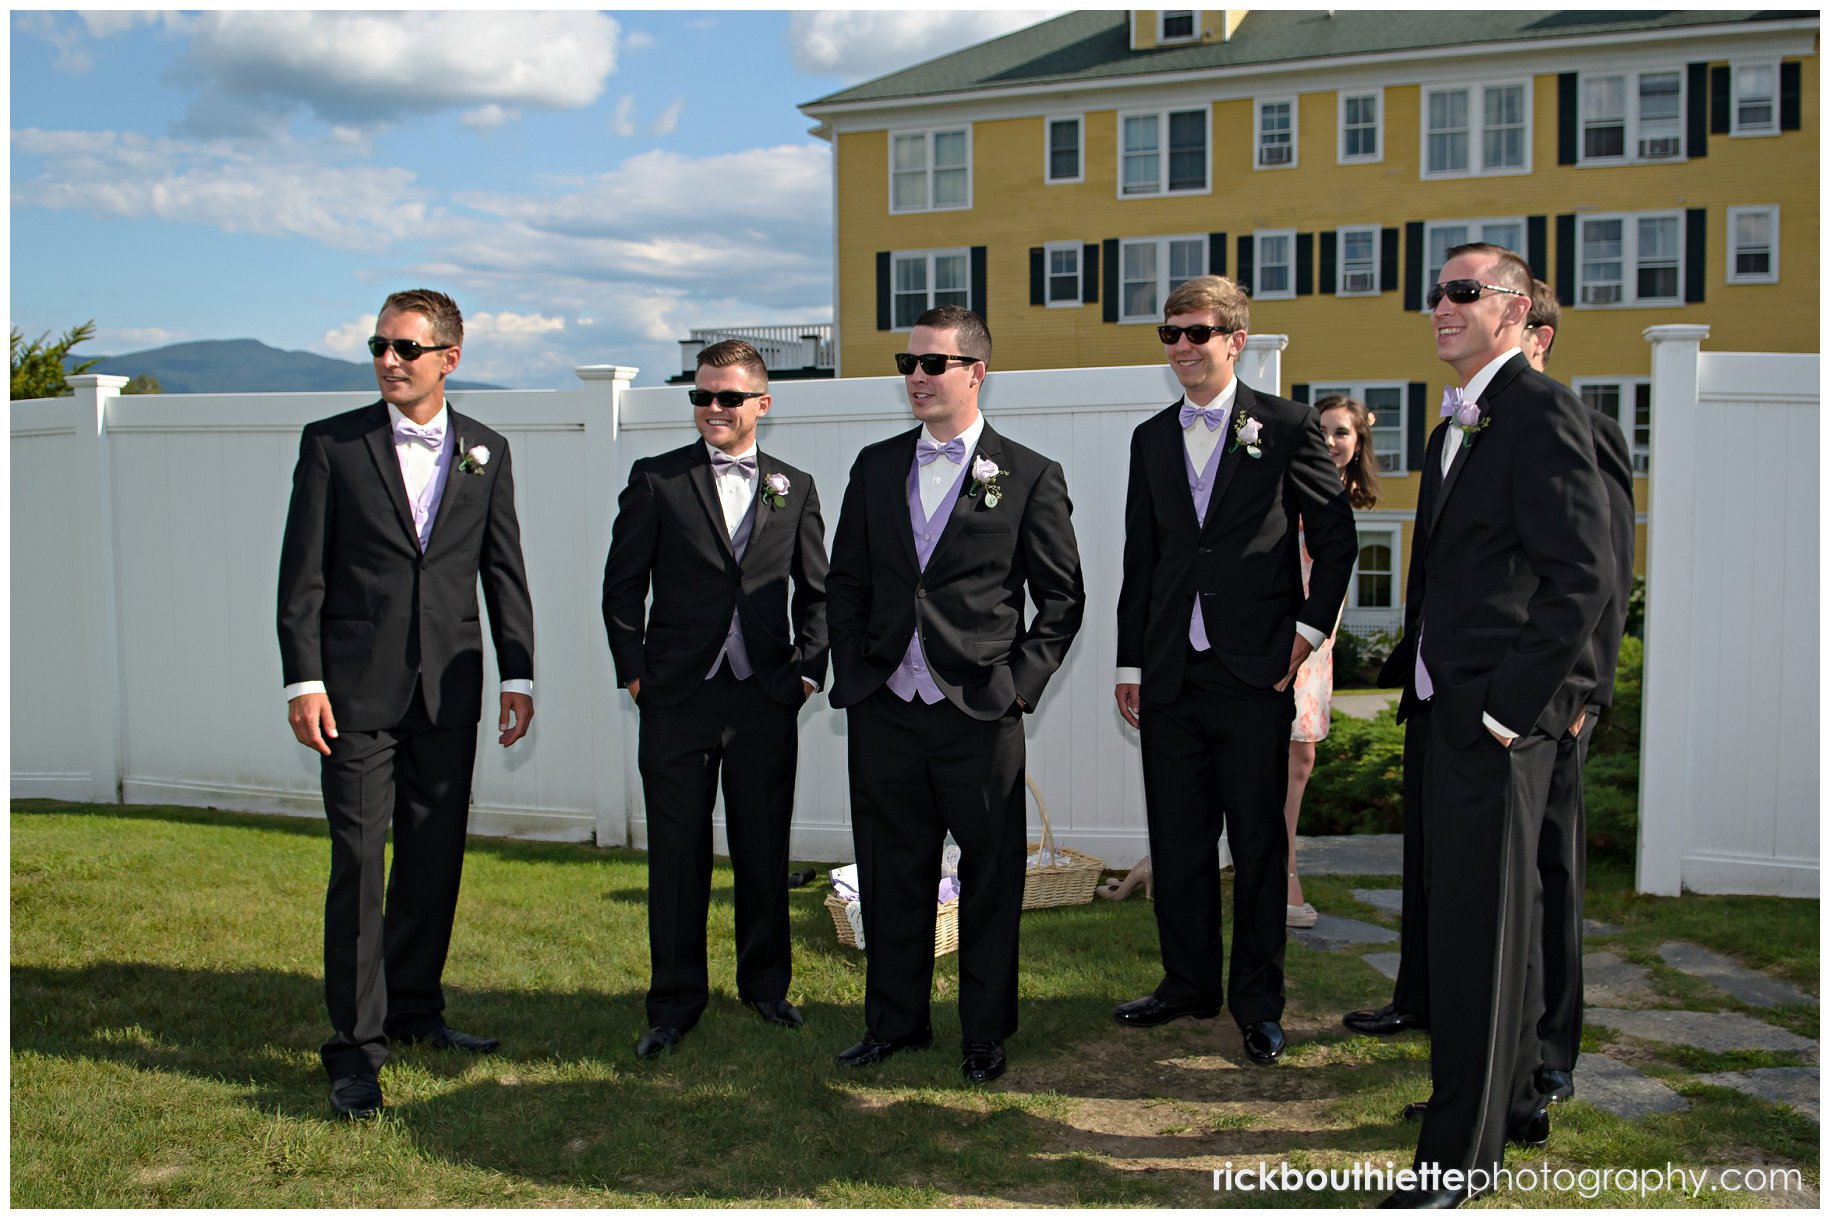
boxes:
[1687,63,1709,157]
[1557,72,1578,165]
[1685,209,1706,303]
[1102,239,1119,323]
[970,246,988,319]
[876,251,892,330]
[1380,227,1399,293]
[1555,214,1576,305]
[1236,235,1254,295]
[1407,382,1428,471]
[1295,233,1314,296]
[1029,247,1045,307]
[1402,220,1423,311]
[1526,216,1548,280]
[1781,61,1801,130]
[1082,243,1099,304]
[1319,231,1338,295]
[1208,232,1227,276]
[1291,382,1310,405]
[1710,66,1730,134]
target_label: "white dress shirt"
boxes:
[707,440,759,535]
[916,413,988,519]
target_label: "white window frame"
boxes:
[888,126,971,214]
[1252,229,1297,300]
[1726,205,1780,284]
[1575,211,1684,308]
[1420,80,1531,179]
[1157,10,1197,43]
[1255,96,1298,170]
[1577,68,1687,166]
[1043,240,1083,307]
[1420,217,1528,307]
[1336,224,1381,297]
[1117,233,1209,323]
[1116,106,1210,198]
[1044,114,1083,185]
[1338,88,1383,164]
[1730,61,1780,136]
[1347,521,1403,611]
[889,248,972,331]
[1573,377,1652,474]
[1310,380,1408,475]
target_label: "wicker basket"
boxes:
[1021,774,1105,909]
[824,891,960,958]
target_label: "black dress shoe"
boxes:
[635,1026,683,1059]
[1538,1067,1574,1104]
[330,1073,383,1119]
[835,1031,932,1068]
[962,1040,1006,1084]
[396,1025,500,1054]
[750,999,804,1028]
[1508,1106,1550,1149]
[1342,1004,1429,1036]
[1379,1186,1472,1208]
[1241,1020,1286,1065]
[1401,1098,1430,1121]
[1113,994,1220,1028]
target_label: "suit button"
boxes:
[1197,547,1211,555]
[916,588,927,599]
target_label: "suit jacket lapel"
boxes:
[425,407,473,550]
[688,445,739,562]
[361,402,419,548]
[1199,383,1253,535]
[746,451,777,554]
[1427,354,1523,534]
[1153,403,1202,533]
[931,423,998,560]
[887,430,922,574]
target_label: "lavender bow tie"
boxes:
[393,420,444,451]
[1179,402,1226,431]
[712,451,757,479]
[917,436,967,466]
[1440,386,1468,418]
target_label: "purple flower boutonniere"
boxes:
[762,470,790,509]
[457,438,490,475]
[1450,401,1491,449]
[969,454,1005,508]
[1228,412,1265,459]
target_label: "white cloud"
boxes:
[624,30,655,51]
[319,316,378,359]
[611,94,638,137]
[95,326,186,351]
[468,311,567,341]
[461,104,517,134]
[789,10,1063,82]
[650,98,685,137]
[169,11,620,135]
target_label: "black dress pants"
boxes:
[1390,705,1432,1019]
[1533,707,1597,1074]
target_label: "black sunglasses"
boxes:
[368,336,455,361]
[895,352,977,376]
[1426,279,1528,309]
[1156,324,1234,345]
[687,389,766,409]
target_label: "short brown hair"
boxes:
[1162,275,1250,333]
[1313,394,1381,511]
[696,338,768,387]
[1443,243,1532,297]
[913,305,992,364]
[1526,279,1561,362]
[381,289,463,347]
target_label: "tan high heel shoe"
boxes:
[1097,857,1153,901]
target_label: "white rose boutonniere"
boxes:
[762,470,790,509]
[969,454,1005,508]
[457,439,491,475]
[1228,413,1264,459]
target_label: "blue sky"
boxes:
[10,9,1061,387]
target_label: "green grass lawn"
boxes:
[11,801,1819,1207]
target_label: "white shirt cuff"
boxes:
[1115,667,1142,686]
[1482,711,1518,741]
[284,680,327,702]
[1295,622,1326,651]
[501,679,533,697]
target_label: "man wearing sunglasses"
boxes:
[278,289,536,1119]
[1374,246,1609,1207]
[601,340,828,1061]
[1113,275,1355,1070]
[827,305,1084,1085]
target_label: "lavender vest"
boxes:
[1185,437,1226,651]
[886,454,971,703]
[403,440,453,552]
[706,482,760,681]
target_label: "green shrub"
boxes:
[1300,706,1405,835]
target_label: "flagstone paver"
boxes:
[1352,888,1403,915]
[1657,942,1816,1009]
[1586,1009,1818,1056]
[1360,952,1401,982]
[1298,834,1402,877]
[1573,1053,1690,1119]
[1584,951,1660,1007]
[1693,1067,1820,1120]
[1289,913,1399,951]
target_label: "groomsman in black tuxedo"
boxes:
[278,289,536,1119]
[1376,246,1608,1207]
[827,305,1084,1085]
[1113,275,1355,1067]
[602,340,828,1060]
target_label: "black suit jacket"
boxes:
[1583,411,1636,708]
[1116,382,1356,698]
[601,442,828,708]
[827,422,1085,720]
[1380,355,1609,747]
[277,400,535,732]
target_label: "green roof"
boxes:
[804,9,1815,110]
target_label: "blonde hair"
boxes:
[1162,275,1249,332]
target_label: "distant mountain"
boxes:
[73,338,504,394]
